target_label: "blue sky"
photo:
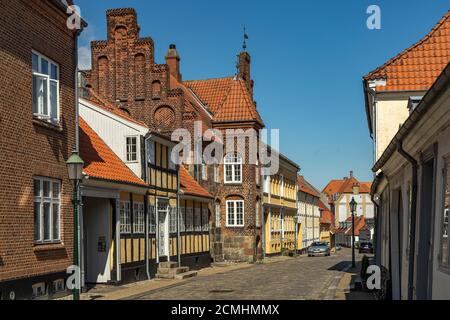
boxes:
[76,0,449,189]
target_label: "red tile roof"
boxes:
[180,166,213,199]
[364,10,450,92]
[319,200,333,225]
[322,177,372,199]
[297,176,320,197]
[184,77,264,125]
[79,117,147,187]
[344,216,366,236]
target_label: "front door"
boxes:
[84,197,111,284]
[158,200,169,257]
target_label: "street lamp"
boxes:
[349,197,357,268]
[66,150,84,300]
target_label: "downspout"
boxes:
[144,138,151,280]
[260,169,265,260]
[397,142,418,300]
[177,165,181,268]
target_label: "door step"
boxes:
[155,262,198,280]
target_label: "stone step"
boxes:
[159,261,178,269]
[157,266,190,275]
[155,273,175,280]
[174,271,198,280]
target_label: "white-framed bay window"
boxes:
[34,177,60,243]
[224,153,242,184]
[226,200,244,227]
[32,51,59,123]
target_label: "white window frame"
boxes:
[133,202,145,234]
[34,177,61,244]
[126,136,138,163]
[32,51,59,123]
[120,201,131,234]
[224,153,243,184]
[226,200,244,227]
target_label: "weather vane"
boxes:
[243,26,249,51]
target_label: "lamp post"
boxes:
[350,197,357,268]
[66,150,84,300]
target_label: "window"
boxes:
[32,51,59,122]
[34,177,60,243]
[133,202,145,234]
[186,208,194,232]
[215,203,221,228]
[202,162,208,181]
[440,158,450,268]
[120,201,131,234]
[148,205,156,234]
[126,136,138,162]
[147,140,155,164]
[168,147,176,170]
[226,200,244,227]
[179,207,186,232]
[32,283,46,298]
[255,161,260,185]
[224,153,242,184]
[202,208,209,231]
[169,207,177,234]
[195,207,202,231]
[52,279,65,293]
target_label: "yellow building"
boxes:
[262,153,300,256]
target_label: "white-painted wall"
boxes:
[79,99,148,179]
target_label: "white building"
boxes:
[297,176,321,250]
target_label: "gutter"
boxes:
[397,142,418,301]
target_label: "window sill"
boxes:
[224,182,243,186]
[34,243,65,252]
[33,117,63,133]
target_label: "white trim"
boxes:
[125,135,139,163]
[226,200,245,227]
[34,177,61,244]
[224,153,243,184]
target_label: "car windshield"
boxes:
[311,242,327,247]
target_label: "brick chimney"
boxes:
[237,51,253,96]
[166,44,182,82]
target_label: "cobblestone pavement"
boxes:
[132,249,360,300]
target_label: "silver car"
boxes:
[308,242,331,257]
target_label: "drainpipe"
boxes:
[397,142,418,300]
[260,169,265,260]
[177,165,181,268]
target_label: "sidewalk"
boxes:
[64,255,299,300]
[334,261,376,300]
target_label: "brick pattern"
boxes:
[84,8,264,262]
[0,0,76,282]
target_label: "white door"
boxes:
[84,198,111,283]
[158,200,169,257]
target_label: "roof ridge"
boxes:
[364,10,450,80]
[184,76,234,83]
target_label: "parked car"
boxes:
[308,242,331,257]
[359,242,374,254]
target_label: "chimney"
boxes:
[237,51,253,96]
[349,171,354,178]
[165,44,182,82]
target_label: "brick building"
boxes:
[82,8,265,262]
[0,0,82,299]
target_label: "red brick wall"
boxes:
[0,0,76,282]
[84,8,263,262]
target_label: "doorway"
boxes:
[83,197,111,284]
[157,199,169,258]
[416,158,435,299]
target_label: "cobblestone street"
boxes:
[130,249,361,300]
